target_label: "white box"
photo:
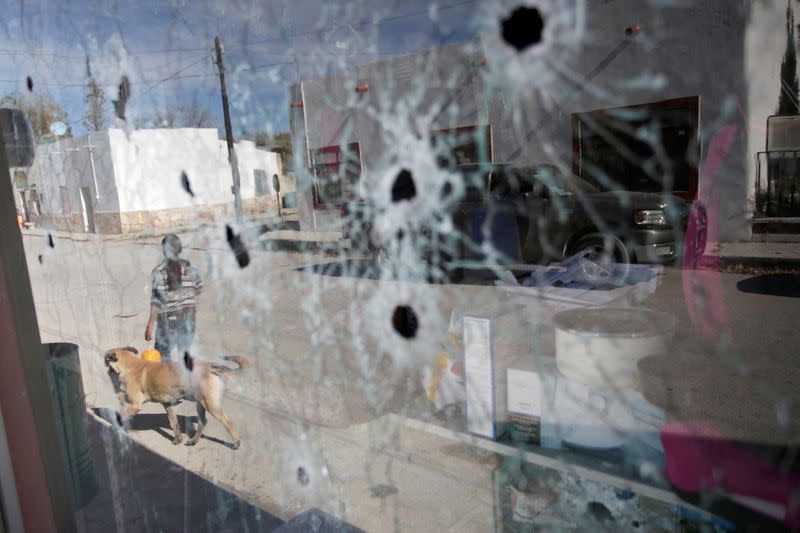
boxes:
[463,316,497,439]
[504,357,560,448]
[507,367,543,417]
[463,306,541,440]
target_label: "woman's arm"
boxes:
[146,269,163,341]
[145,305,159,341]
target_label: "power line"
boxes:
[229,0,476,49]
[0,58,296,88]
[0,0,476,59]
[173,5,197,38]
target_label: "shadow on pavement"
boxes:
[77,412,284,532]
[92,408,235,449]
[736,274,800,298]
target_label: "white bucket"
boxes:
[554,308,676,389]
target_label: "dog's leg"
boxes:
[163,404,183,445]
[124,402,142,419]
[186,402,207,446]
[205,404,240,450]
[115,402,141,431]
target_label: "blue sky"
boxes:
[0,0,478,137]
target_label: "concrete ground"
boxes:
[21,227,800,531]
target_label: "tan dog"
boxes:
[104,347,248,449]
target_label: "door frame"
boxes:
[79,187,95,233]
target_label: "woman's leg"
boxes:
[175,319,195,363]
[154,326,174,362]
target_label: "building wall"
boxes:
[109,128,229,213]
[746,2,788,217]
[292,0,762,241]
[26,131,119,233]
[25,128,282,233]
[109,129,281,230]
[234,139,283,213]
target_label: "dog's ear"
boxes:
[104,349,118,361]
[121,346,138,355]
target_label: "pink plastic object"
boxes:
[661,421,800,529]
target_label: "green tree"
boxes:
[778,0,799,115]
[83,78,108,131]
[0,92,70,139]
[250,131,293,171]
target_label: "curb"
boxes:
[699,255,800,272]
[20,214,287,244]
[720,255,800,271]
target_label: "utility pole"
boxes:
[214,35,242,222]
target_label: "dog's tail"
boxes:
[210,355,249,376]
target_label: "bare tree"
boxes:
[83,78,108,131]
[178,101,210,128]
[0,92,70,139]
[138,100,212,128]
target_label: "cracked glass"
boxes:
[1,0,799,531]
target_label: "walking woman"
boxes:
[144,234,203,361]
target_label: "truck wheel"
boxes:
[570,233,631,287]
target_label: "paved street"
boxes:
[21,228,800,531]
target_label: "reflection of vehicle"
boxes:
[448,163,692,266]
[343,163,693,279]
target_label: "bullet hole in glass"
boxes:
[26,76,33,92]
[587,501,614,523]
[181,170,194,197]
[47,233,54,248]
[501,6,545,52]
[297,466,310,486]
[441,181,453,199]
[391,168,416,202]
[226,225,250,268]
[392,305,418,339]
[632,520,640,528]
[184,351,194,371]
[396,229,405,241]
[112,75,131,120]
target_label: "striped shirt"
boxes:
[150,259,203,313]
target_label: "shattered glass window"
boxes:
[0,0,799,531]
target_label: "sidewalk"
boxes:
[705,241,800,271]
[77,412,284,532]
[22,223,800,271]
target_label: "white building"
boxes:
[19,128,282,233]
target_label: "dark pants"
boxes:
[155,309,196,362]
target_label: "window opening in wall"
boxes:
[431,125,492,169]
[254,169,269,197]
[28,188,41,216]
[572,96,699,200]
[311,142,361,207]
